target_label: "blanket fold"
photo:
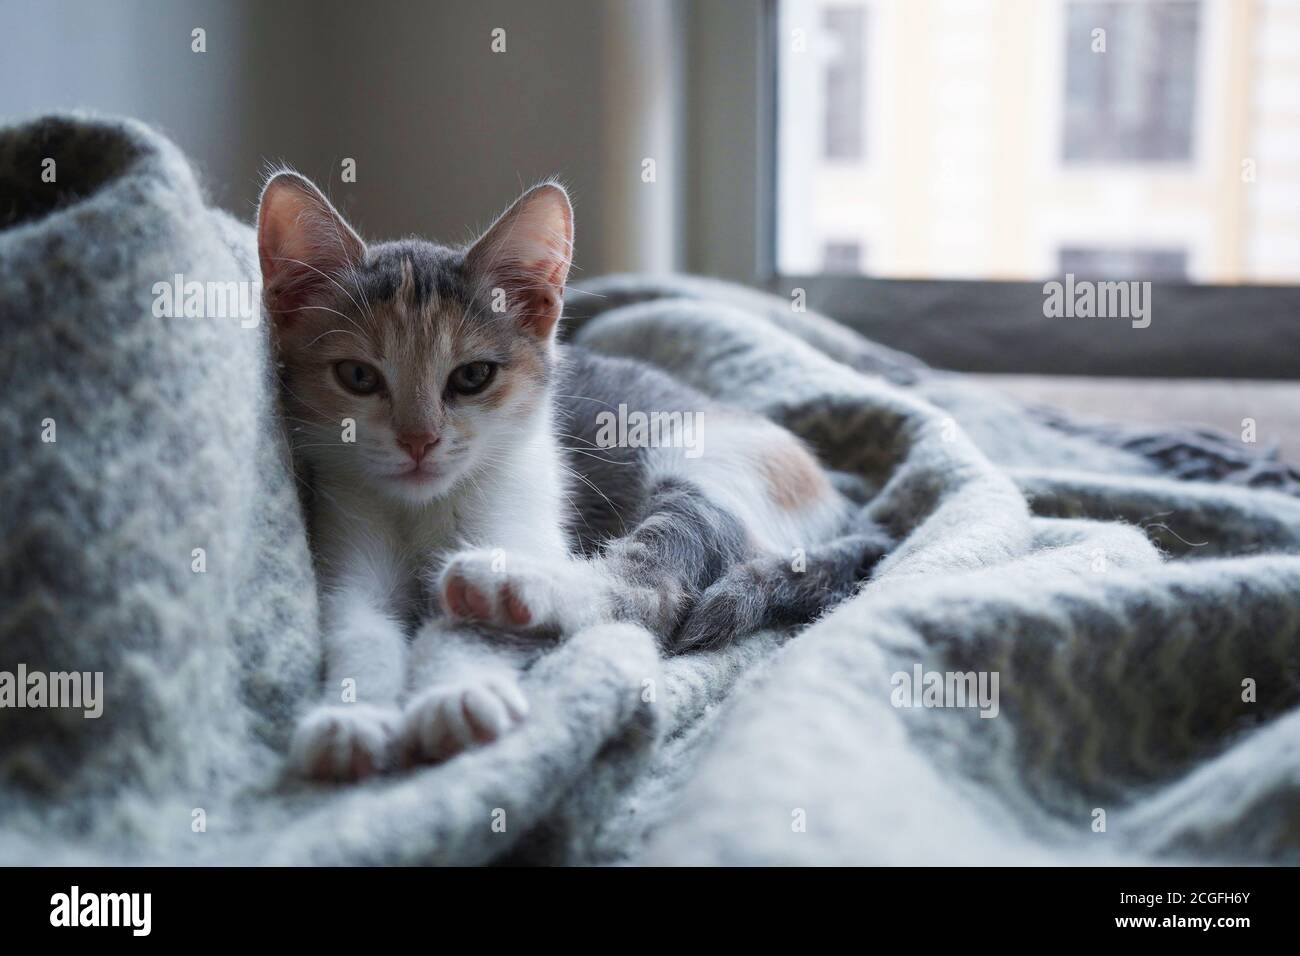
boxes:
[2,115,1298,865]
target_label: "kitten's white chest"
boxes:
[404,496,470,557]
[310,426,571,616]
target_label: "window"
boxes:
[822,6,866,160]
[683,0,1300,377]
[773,0,1300,286]
[1059,247,1188,280]
[823,240,863,272]
[1062,1,1200,163]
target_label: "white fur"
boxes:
[277,179,844,780]
[291,400,572,776]
[647,415,848,553]
[402,679,528,763]
[288,703,402,780]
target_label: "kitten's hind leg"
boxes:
[671,516,893,653]
[593,476,754,638]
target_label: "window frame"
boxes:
[682,0,1300,380]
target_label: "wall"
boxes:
[0,0,684,276]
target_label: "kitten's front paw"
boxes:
[289,703,401,782]
[401,677,529,764]
[438,550,578,634]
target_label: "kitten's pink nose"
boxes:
[396,432,439,464]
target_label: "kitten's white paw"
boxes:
[439,550,576,633]
[401,677,529,764]
[289,703,401,781]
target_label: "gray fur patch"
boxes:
[556,347,877,648]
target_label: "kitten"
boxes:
[257,173,889,781]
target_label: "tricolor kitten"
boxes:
[258,173,889,781]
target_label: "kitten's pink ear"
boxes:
[466,183,574,339]
[257,171,366,327]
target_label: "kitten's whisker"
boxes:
[551,393,621,411]
[279,302,368,338]
[270,255,371,325]
[562,448,634,466]
[313,185,376,324]
[553,428,623,451]
[278,381,338,422]
[556,460,628,532]
[302,327,365,349]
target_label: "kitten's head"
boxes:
[257,172,573,505]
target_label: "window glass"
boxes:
[776,0,1300,284]
[1063,1,1200,162]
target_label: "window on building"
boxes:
[823,241,863,273]
[1062,1,1200,163]
[1059,246,1189,280]
[822,6,866,160]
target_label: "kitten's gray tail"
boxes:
[670,509,892,653]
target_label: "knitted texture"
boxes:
[2,117,1299,864]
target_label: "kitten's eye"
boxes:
[448,361,498,396]
[334,360,383,395]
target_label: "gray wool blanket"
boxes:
[4,115,1300,866]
